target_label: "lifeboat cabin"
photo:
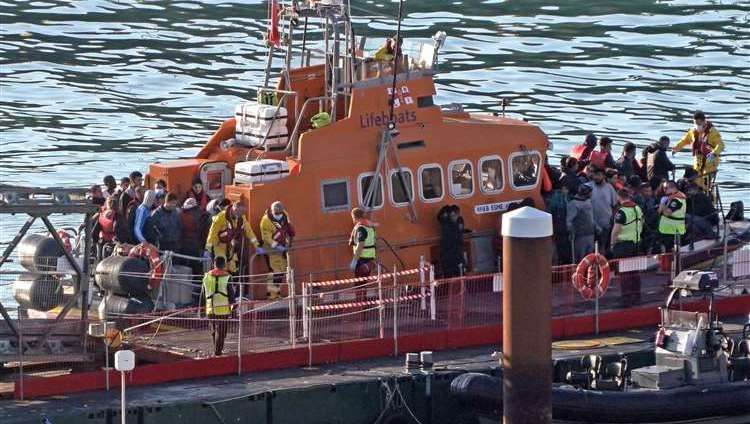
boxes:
[146,2,549,298]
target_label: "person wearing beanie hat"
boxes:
[566,183,596,262]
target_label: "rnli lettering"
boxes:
[359,110,417,128]
[474,200,523,215]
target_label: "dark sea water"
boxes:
[1,0,748,239]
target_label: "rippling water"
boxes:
[1,0,748,235]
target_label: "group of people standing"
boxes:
[545,110,724,267]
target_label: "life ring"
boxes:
[571,253,610,300]
[129,242,164,290]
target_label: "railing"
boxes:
[3,236,749,398]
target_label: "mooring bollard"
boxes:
[501,206,553,424]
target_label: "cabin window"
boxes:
[321,179,350,212]
[389,168,414,206]
[449,160,474,198]
[510,151,541,190]
[479,156,504,194]
[358,172,384,210]
[418,164,444,202]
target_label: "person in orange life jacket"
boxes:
[570,133,598,172]
[205,200,259,275]
[673,110,724,188]
[260,201,295,300]
[187,177,211,211]
[103,175,117,199]
[202,256,233,356]
[616,142,641,179]
[588,136,617,172]
[611,189,644,306]
[349,207,377,278]
[657,180,687,252]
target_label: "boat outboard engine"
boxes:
[565,355,601,389]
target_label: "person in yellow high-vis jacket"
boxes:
[259,201,295,300]
[202,256,232,356]
[205,201,259,274]
[673,111,724,189]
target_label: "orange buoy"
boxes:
[128,242,164,290]
[572,253,610,300]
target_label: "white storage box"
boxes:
[235,159,290,185]
[235,103,289,149]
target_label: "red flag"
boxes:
[268,0,281,47]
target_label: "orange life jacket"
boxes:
[571,144,589,160]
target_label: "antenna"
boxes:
[387,0,405,126]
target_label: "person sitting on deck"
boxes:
[202,256,233,357]
[205,200,260,275]
[260,201,295,300]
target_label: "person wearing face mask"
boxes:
[673,111,724,189]
[151,192,182,252]
[206,199,259,275]
[259,201,295,300]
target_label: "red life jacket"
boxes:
[589,150,609,170]
[98,208,116,242]
[691,121,714,157]
[218,205,244,245]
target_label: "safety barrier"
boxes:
[3,236,750,399]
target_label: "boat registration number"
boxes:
[474,200,522,215]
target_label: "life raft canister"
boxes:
[571,253,610,300]
[128,242,165,290]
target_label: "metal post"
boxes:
[17,316,23,401]
[81,212,93,350]
[288,266,296,348]
[722,221,729,288]
[594,243,602,320]
[104,316,110,391]
[429,265,436,321]
[393,265,399,357]
[120,371,126,424]
[501,207,553,424]
[307,300,313,368]
[419,256,426,311]
[378,264,384,339]
[237,277,243,376]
